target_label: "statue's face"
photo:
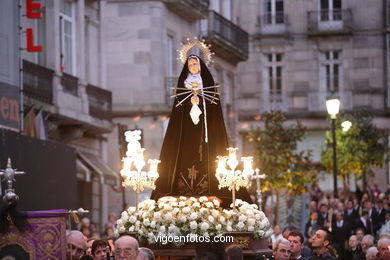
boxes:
[188,58,200,75]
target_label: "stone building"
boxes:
[237,0,390,189]
[0,0,120,230]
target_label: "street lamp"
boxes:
[326,98,340,198]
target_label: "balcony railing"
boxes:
[201,11,249,64]
[165,76,178,107]
[258,13,288,35]
[61,73,78,96]
[308,9,352,35]
[23,60,54,104]
[163,0,209,21]
[86,84,112,122]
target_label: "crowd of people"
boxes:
[270,182,390,260]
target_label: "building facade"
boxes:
[0,0,121,230]
[237,0,390,190]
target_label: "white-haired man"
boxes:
[273,238,291,260]
[114,235,139,260]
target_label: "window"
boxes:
[320,51,341,93]
[263,0,284,25]
[211,0,232,20]
[37,7,46,66]
[320,0,341,21]
[60,1,76,75]
[166,34,174,76]
[264,53,283,102]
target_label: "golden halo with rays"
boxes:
[177,37,214,66]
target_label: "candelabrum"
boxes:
[120,130,160,210]
[216,147,254,211]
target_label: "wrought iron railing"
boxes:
[23,60,54,104]
[61,73,78,96]
[261,12,287,25]
[308,9,352,33]
[165,76,178,106]
[86,84,112,122]
[207,10,249,55]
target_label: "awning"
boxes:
[77,152,120,186]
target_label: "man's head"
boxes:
[310,211,318,221]
[91,240,109,260]
[348,235,358,249]
[114,235,139,260]
[361,235,374,254]
[274,225,281,236]
[311,229,332,251]
[377,237,390,259]
[138,247,155,260]
[347,200,353,210]
[225,244,243,260]
[366,246,378,260]
[86,238,95,256]
[66,230,86,260]
[273,238,291,260]
[355,228,365,241]
[188,56,200,75]
[282,227,292,239]
[335,211,343,221]
[287,230,304,258]
[319,204,328,214]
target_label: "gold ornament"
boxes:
[178,37,214,66]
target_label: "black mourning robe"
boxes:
[151,56,251,207]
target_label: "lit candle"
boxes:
[148,159,160,179]
[242,157,254,176]
[227,147,238,170]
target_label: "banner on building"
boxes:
[0,82,20,132]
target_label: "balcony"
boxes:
[23,60,54,104]
[163,0,209,22]
[86,84,112,122]
[200,11,249,65]
[61,73,79,96]
[308,9,352,36]
[257,12,289,36]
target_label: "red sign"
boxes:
[26,0,43,52]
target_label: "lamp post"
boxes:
[326,98,340,198]
[216,147,254,210]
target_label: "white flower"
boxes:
[154,212,162,219]
[237,222,245,230]
[248,226,254,232]
[200,208,208,214]
[121,211,129,219]
[183,207,191,214]
[150,221,156,228]
[247,218,256,226]
[255,214,261,220]
[114,229,119,237]
[205,202,213,208]
[165,213,173,221]
[127,207,136,214]
[116,219,123,226]
[160,197,168,203]
[129,226,135,232]
[190,212,198,220]
[208,216,215,223]
[172,208,180,215]
[216,224,222,230]
[169,197,177,202]
[227,225,233,232]
[129,216,137,223]
[219,216,226,224]
[142,212,148,219]
[179,216,187,223]
[171,202,178,207]
[213,199,220,207]
[179,201,186,207]
[179,196,187,201]
[119,226,125,233]
[160,226,166,232]
[211,210,219,218]
[260,218,270,229]
[190,221,198,229]
[193,202,200,208]
[239,215,247,222]
[200,222,210,231]
[199,196,208,202]
[163,204,172,211]
[190,197,197,202]
[143,219,151,226]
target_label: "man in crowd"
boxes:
[114,235,139,260]
[67,230,87,260]
[361,234,374,256]
[91,240,110,260]
[273,238,291,260]
[287,230,310,260]
[225,244,243,260]
[331,211,351,255]
[138,247,155,260]
[309,228,336,260]
[377,237,390,260]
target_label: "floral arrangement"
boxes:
[115,196,272,244]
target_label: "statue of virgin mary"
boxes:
[151,50,251,207]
